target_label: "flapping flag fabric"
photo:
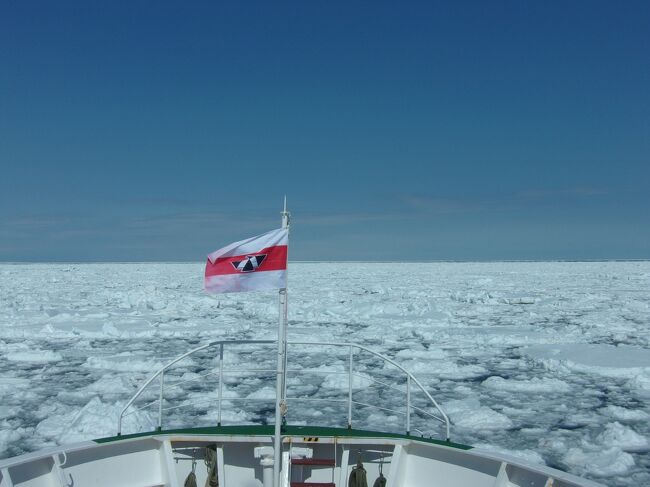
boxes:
[204,228,288,294]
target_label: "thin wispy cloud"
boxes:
[296,211,397,227]
[400,195,487,214]
[517,187,609,200]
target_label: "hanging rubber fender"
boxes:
[205,446,219,487]
[185,452,198,487]
[184,471,197,487]
[373,473,386,487]
[348,463,368,487]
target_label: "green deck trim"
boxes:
[94,425,471,451]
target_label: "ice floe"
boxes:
[0,261,648,487]
[563,446,635,477]
[481,376,571,393]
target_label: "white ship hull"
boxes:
[0,425,603,487]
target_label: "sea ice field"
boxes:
[0,261,649,486]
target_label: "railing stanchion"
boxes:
[218,343,224,426]
[406,375,411,435]
[157,371,164,431]
[348,346,353,429]
[116,339,450,442]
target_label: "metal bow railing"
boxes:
[117,340,450,441]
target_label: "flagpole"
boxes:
[273,196,290,487]
[281,197,290,398]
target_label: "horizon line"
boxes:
[1,259,649,265]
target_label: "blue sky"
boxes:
[1,1,648,261]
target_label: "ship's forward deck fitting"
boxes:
[0,425,602,487]
[0,340,604,487]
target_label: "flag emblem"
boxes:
[231,254,267,272]
[204,227,288,294]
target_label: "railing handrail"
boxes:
[117,339,451,441]
[117,340,274,435]
[291,341,450,439]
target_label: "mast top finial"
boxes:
[281,195,290,229]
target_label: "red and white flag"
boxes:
[204,228,288,294]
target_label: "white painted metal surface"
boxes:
[0,431,604,487]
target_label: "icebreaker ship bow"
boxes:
[0,201,605,487]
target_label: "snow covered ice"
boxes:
[1,261,649,486]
